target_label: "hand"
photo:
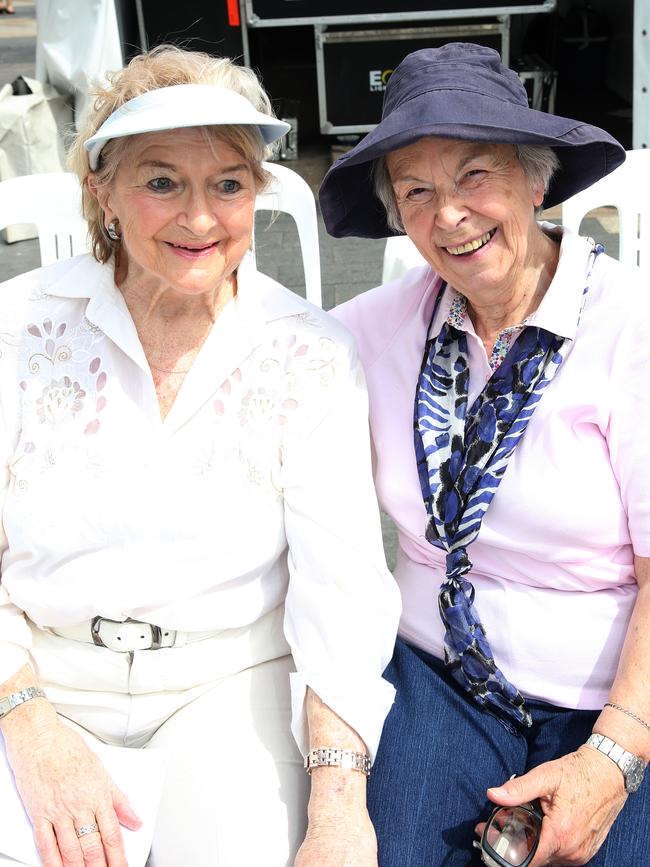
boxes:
[295,811,378,867]
[478,746,627,866]
[5,717,141,867]
[299,691,377,865]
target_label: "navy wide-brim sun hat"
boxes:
[319,42,626,239]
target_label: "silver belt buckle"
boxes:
[91,617,164,651]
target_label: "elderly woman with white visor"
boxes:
[0,46,400,867]
[321,43,650,867]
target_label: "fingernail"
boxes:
[487,786,506,795]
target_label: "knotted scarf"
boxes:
[414,246,602,729]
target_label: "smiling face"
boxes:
[93,128,258,300]
[386,138,547,304]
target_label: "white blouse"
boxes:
[0,253,400,757]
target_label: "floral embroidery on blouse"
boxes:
[6,292,348,499]
[36,377,86,424]
[214,328,337,428]
[20,316,109,437]
[26,319,72,372]
[210,323,340,490]
[5,307,113,494]
[446,290,529,373]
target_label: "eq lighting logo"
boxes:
[369,69,394,92]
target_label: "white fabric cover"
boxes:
[35,0,123,127]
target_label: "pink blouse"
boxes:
[334,227,650,710]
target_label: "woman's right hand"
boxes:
[4,714,141,867]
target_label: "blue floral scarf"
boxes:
[414,246,602,729]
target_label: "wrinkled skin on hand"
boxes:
[295,811,378,867]
[6,719,140,867]
[477,747,627,867]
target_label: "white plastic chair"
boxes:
[561,149,650,275]
[0,172,88,265]
[382,234,427,284]
[254,161,322,307]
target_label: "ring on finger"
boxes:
[75,823,99,838]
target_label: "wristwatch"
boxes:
[0,686,46,720]
[304,748,371,777]
[586,733,646,793]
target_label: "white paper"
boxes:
[0,731,166,867]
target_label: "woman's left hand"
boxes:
[295,810,378,866]
[480,745,627,866]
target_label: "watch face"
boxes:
[624,757,645,794]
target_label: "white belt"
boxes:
[50,617,222,652]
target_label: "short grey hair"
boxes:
[373,141,560,233]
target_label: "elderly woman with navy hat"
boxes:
[321,43,650,866]
[0,46,400,867]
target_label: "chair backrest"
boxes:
[561,149,650,275]
[253,161,322,307]
[382,234,427,284]
[0,172,89,265]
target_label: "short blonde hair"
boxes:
[69,45,277,262]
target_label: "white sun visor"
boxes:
[84,84,291,170]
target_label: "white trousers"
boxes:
[0,608,309,867]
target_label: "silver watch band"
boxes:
[304,747,371,776]
[0,686,46,720]
[586,732,645,794]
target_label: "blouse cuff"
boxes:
[0,642,30,686]
[289,669,396,762]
